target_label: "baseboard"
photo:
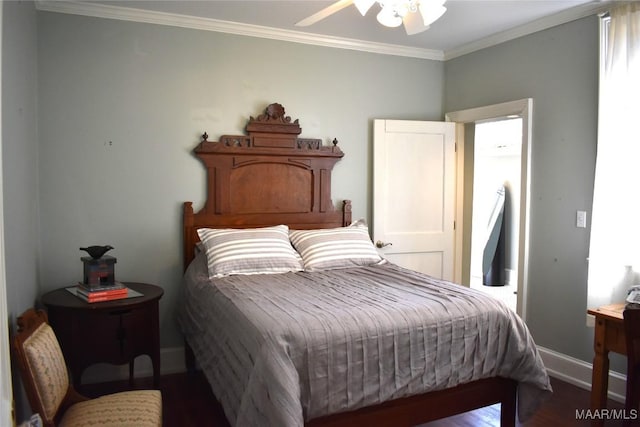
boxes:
[84,345,626,404]
[537,345,625,403]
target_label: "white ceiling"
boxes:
[37,0,610,60]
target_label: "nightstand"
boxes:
[41,282,163,388]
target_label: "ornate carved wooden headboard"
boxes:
[183,103,352,268]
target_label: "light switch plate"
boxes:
[577,210,587,228]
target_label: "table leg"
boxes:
[591,318,610,427]
[71,365,84,389]
[151,303,161,388]
[152,353,160,388]
[129,359,134,387]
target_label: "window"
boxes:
[587,4,640,309]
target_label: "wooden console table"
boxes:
[588,303,626,427]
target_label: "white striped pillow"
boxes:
[197,225,303,278]
[289,224,383,271]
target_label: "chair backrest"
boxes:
[13,309,70,426]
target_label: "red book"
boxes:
[76,291,128,303]
[75,286,128,303]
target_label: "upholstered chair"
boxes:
[12,308,162,427]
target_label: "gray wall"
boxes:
[36,11,444,349]
[2,0,39,421]
[445,16,601,367]
[3,0,39,316]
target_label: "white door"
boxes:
[373,120,456,280]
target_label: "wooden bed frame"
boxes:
[182,103,517,427]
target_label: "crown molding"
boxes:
[34,0,444,61]
[35,0,609,62]
[443,1,612,60]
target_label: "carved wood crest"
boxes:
[198,103,342,154]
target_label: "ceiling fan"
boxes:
[295,0,447,35]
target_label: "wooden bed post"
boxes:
[183,201,195,272]
[342,200,352,226]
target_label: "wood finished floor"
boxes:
[80,373,625,426]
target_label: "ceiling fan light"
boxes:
[353,0,376,16]
[402,10,429,35]
[377,6,403,27]
[396,2,410,18]
[418,2,447,27]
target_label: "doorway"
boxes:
[446,99,532,320]
[469,118,522,312]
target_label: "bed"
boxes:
[178,103,551,427]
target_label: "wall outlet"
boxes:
[577,210,587,228]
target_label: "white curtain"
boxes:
[588,3,640,309]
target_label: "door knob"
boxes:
[375,240,392,248]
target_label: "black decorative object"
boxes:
[79,245,114,260]
[82,255,117,287]
[482,186,506,286]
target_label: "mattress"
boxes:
[177,253,552,426]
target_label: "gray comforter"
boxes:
[178,254,551,426]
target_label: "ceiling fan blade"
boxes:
[295,0,354,27]
[419,3,447,27]
[402,11,429,35]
